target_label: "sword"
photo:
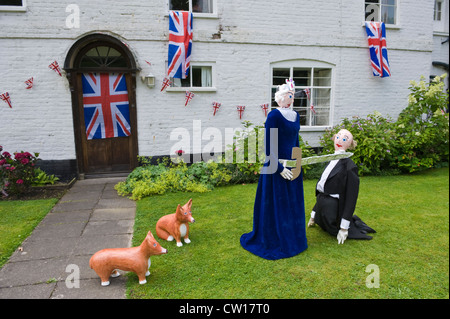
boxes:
[279,147,353,180]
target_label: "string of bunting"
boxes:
[1,60,61,109]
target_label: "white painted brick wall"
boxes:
[0,0,445,162]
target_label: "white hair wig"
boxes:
[274,83,294,104]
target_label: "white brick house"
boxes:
[0,0,448,178]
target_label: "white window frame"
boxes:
[270,60,335,131]
[166,62,217,92]
[0,0,27,12]
[168,0,218,19]
[364,0,400,28]
[434,0,443,20]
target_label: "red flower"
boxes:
[16,179,24,184]
[175,149,185,156]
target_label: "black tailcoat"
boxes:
[312,158,375,239]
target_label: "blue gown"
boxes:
[240,108,308,260]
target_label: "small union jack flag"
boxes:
[237,105,245,119]
[168,11,193,79]
[49,61,62,76]
[24,77,34,89]
[310,104,316,114]
[260,103,269,117]
[185,91,195,106]
[0,92,12,108]
[365,22,391,77]
[82,73,131,140]
[212,102,221,116]
[160,77,172,92]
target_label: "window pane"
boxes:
[172,77,191,87]
[191,66,212,87]
[293,68,311,86]
[80,46,126,68]
[381,0,395,5]
[193,0,213,13]
[365,2,380,21]
[313,69,331,86]
[170,0,189,11]
[273,68,290,86]
[381,5,396,24]
[313,88,331,107]
[297,108,308,126]
[0,0,23,5]
[311,107,330,126]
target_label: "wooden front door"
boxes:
[77,72,137,174]
[65,35,139,176]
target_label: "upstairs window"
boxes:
[169,0,214,14]
[434,0,443,21]
[365,0,397,25]
[0,0,27,11]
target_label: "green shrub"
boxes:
[393,75,449,172]
[320,111,397,175]
[320,74,449,175]
[115,161,231,200]
[32,168,60,186]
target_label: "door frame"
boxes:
[64,33,139,176]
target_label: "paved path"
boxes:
[0,177,136,299]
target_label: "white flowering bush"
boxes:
[395,74,449,172]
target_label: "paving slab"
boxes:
[0,177,136,299]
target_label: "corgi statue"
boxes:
[89,230,167,286]
[156,199,195,247]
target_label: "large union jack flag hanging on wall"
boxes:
[365,22,391,77]
[167,11,193,79]
[82,73,131,140]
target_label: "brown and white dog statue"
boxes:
[89,230,167,286]
[156,199,195,247]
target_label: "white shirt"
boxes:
[311,150,350,230]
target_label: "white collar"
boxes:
[277,108,297,122]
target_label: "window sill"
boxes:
[0,6,27,12]
[166,87,217,93]
[361,22,401,30]
[164,12,219,19]
[300,126,331,132]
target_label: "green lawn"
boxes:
[127,167,449,299]
[0,198,59,267]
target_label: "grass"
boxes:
[0,198,59,267]
[126,167,449,299]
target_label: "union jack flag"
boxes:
[185,91,195,106]
[365,22,391,77]
[160,77,172,92]
[237,105,245,119]
[82,73,131,140]
[49,60,62,76]
[24,77,34,89]
[0,92,12,108]
[212,102,221,116]
[168,11,193,79]
[260,103,269,117]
